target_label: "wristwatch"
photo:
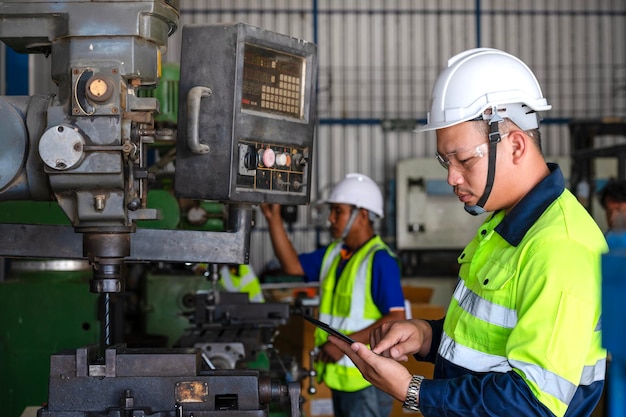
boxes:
[402,374,424,412]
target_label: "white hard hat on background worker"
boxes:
[415,48,552,215]
[323,173,384,218]
[320,173,384,240]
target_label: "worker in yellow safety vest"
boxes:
[261,173,406,417]
[329,48,607,417]
[218,264,265,303]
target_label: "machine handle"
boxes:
[307,348,318,395]
[187,86,212,154]
[288,381,302,417]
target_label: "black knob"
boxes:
[244,149,259,169]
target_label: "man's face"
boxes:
[604,196,626,230]
[327,203,354,239]
[436,122,492,210]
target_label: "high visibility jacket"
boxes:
[418,165,607,417]
[219,264,264,303]
[315,235,394,392]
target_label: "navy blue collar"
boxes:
[494,163,565,246]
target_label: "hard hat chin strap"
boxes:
[339,206,360,241]
[465,112,503,216]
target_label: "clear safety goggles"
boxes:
[435,133,508,172]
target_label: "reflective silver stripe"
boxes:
[219,266,256,289]
[438,332,512,373]
[320,243,342,284]
[318,313,375,333]
[510,359,577,404]
[238,266,257,287]
[219,265,263,301]
[249,293,264,302]
[441,332,605,406]
[319,242,381,332]
[319,312,332,323]
[319,313,375,362]
[348,251,369,319]
[337,355,359,367]
[453,279,518,328]
[219,266,237,291]
[580,358,606,385]
[595,315,602,332]
[510,360,606,405]
[349,244,381,318]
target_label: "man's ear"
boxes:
[508,130,527,163]
[357,208,371,223]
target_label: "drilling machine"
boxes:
[0,1,317,416]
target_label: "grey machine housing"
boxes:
[175,23,318,205]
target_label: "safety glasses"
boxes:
[435,133,508,171]
[435,142,488,171]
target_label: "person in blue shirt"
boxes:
[261,172,406,417]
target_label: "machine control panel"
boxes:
[238,140,309,193]
[175,23,317,205]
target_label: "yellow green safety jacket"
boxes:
[219,264,264,303]
[417,164,607,417]
[315,235,393,392]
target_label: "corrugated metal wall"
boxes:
[172,0,626,275]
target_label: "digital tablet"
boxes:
[303,315,356,345]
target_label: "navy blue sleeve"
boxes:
[419,370,557,417]
[410,318,559,416]
[298,246,327,282]
[370,250,405,314]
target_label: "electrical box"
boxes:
[175,23,318,205]
[396,158,485,250]
[396,157,573,251]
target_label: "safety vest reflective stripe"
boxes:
[318,242,383,333]
[315,236,390,391]
[219,265,264,302]
[350,245,381,317]
[239,269,258,287]
[579,359,607,385]
[439,332,512,373]
[219,267,237,291]
[247,289,264,303]
[453,280,518,329]
[317,313,376,333]
[511,359,577,404]
[511,358,605,404]
[440,331,606,405]
[319,243,342,285]
[335,355,359,367]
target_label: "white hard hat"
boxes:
[323,173,384,218]
[415,48,551,133]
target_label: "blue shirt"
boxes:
[299,240,405,315]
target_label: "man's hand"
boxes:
[259,203,304,276]
[317,341,345,363]
[328,336,413,403]
[325,319,432,402]
[369,319,432,360]
[260,203,281,222]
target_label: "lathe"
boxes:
[0,1,317,416]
